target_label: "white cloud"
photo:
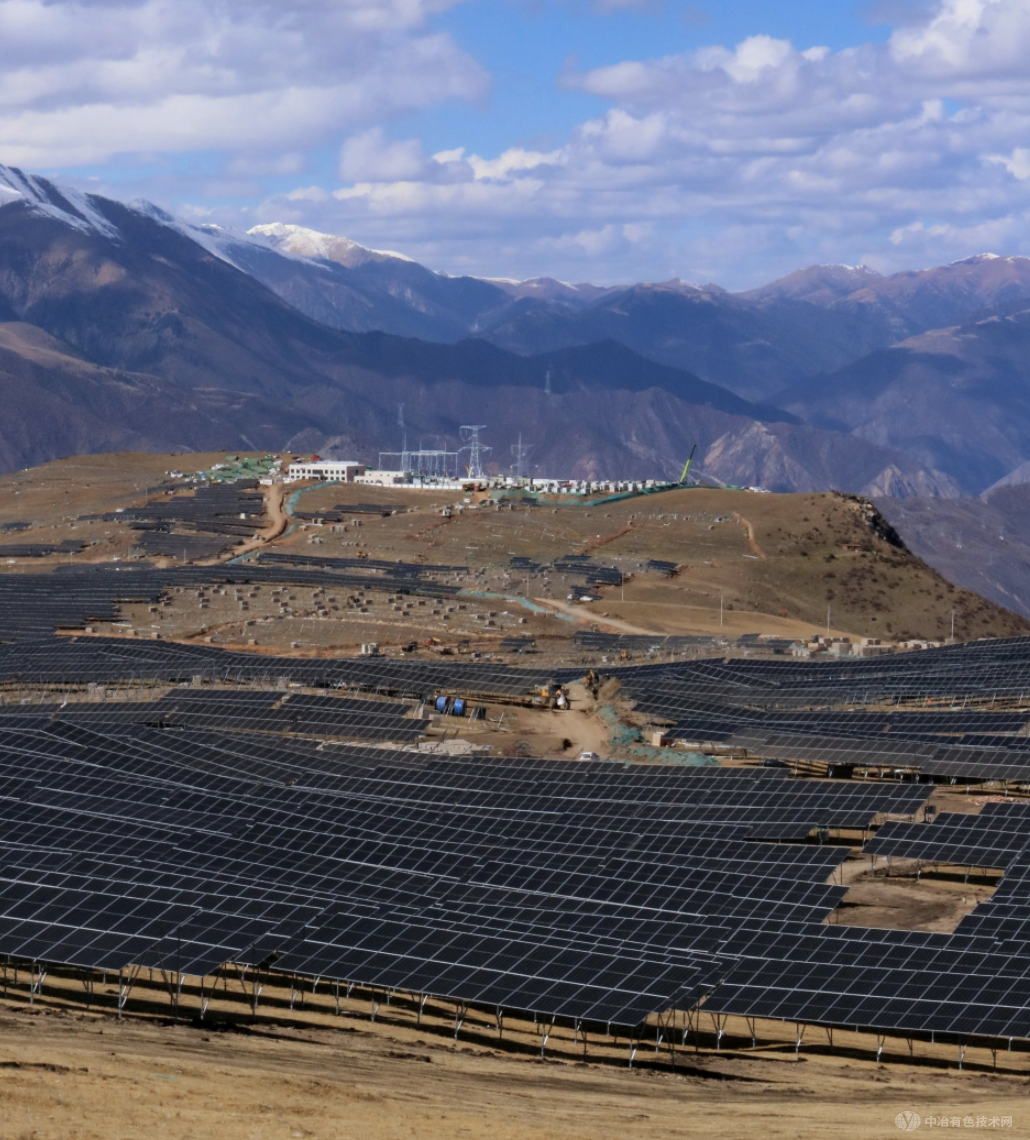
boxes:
[988,146,1030,180]
[0,0,486,165]
[28,0,1030,287]
[466,147,564,180]
[340,129,430,182]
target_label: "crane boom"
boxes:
[680,443,698,483]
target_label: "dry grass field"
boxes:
[1,977,1028,1140]
[0,452,1023,655]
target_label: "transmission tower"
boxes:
[511,433,532,478]
[397,403,409,471]
[460,424,490,479]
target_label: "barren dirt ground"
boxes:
[1,999,1028,1140]
[0,453,1025,650]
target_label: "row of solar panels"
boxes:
[589,642,1030,781]
[4,723,1030,1037]
[0,688,429,742]
[0,722,938,1030]
[0,559,465,642]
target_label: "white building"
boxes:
[285,459,366,483]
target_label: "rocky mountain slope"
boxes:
[0,164,952,494]
[778,308,1030,494]
[199,212,1030,497]
[877,483,1030,621]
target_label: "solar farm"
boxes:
[2,453,1030,1137]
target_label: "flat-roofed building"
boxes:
[285,459,366,483]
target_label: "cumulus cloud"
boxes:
[18,0,1030,286]
[989,147,1030,180]
[283,0,1030,284]
[0,0,486,165]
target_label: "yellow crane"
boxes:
[680,443,697,484]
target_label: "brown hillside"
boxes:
[2,454,1018,648]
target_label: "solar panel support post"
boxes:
[417,992,428,1026]
[746,1016,756,1049]
[117,964,141,1020]
[958,1041,967,1070]
[540,1016,555,1059]
[197,976,212,1021]
[246,967,264,1021]
[78,969,94,1012]
[876,1033,885,1064]
[712,1011,725,1051]
[160,968,184,1022]
[289,975,298,1011]
[627,1032,639,1068]
[794,1023,805,1058]
[495,1006,503,1040]
[370,990,380,1023]
[28,961,46,1006]
[453,1001,466,1039]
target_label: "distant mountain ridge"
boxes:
[5,162,1030,497]
[198,216,1030,496]
[0,162,959,497]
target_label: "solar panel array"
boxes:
[0,636,555,698]
[254,551,467,587]
[0,558,466,642]
[294,502,397,520]
[0,688,429,742]
[101,483,267,561]
[585,638,1030,782]
[0,539,84,559]
[0,725,930,1029]
[1,638,1030,1041]
[574,631,796,654]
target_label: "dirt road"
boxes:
[227,478,289,561]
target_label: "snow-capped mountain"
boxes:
[0,161,964,499]
[248,222,413,268]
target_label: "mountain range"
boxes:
[4,163,1030,502]
[877,483,1030,621]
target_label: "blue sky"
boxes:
[2,0,1029,287]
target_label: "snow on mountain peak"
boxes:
[247,223,413,268]
[0,163,120,239]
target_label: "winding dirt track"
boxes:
[225,477,289,561]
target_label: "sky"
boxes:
[4,0,1030,287]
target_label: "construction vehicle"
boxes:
[532,683,571,710]
[680,443,698,484]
